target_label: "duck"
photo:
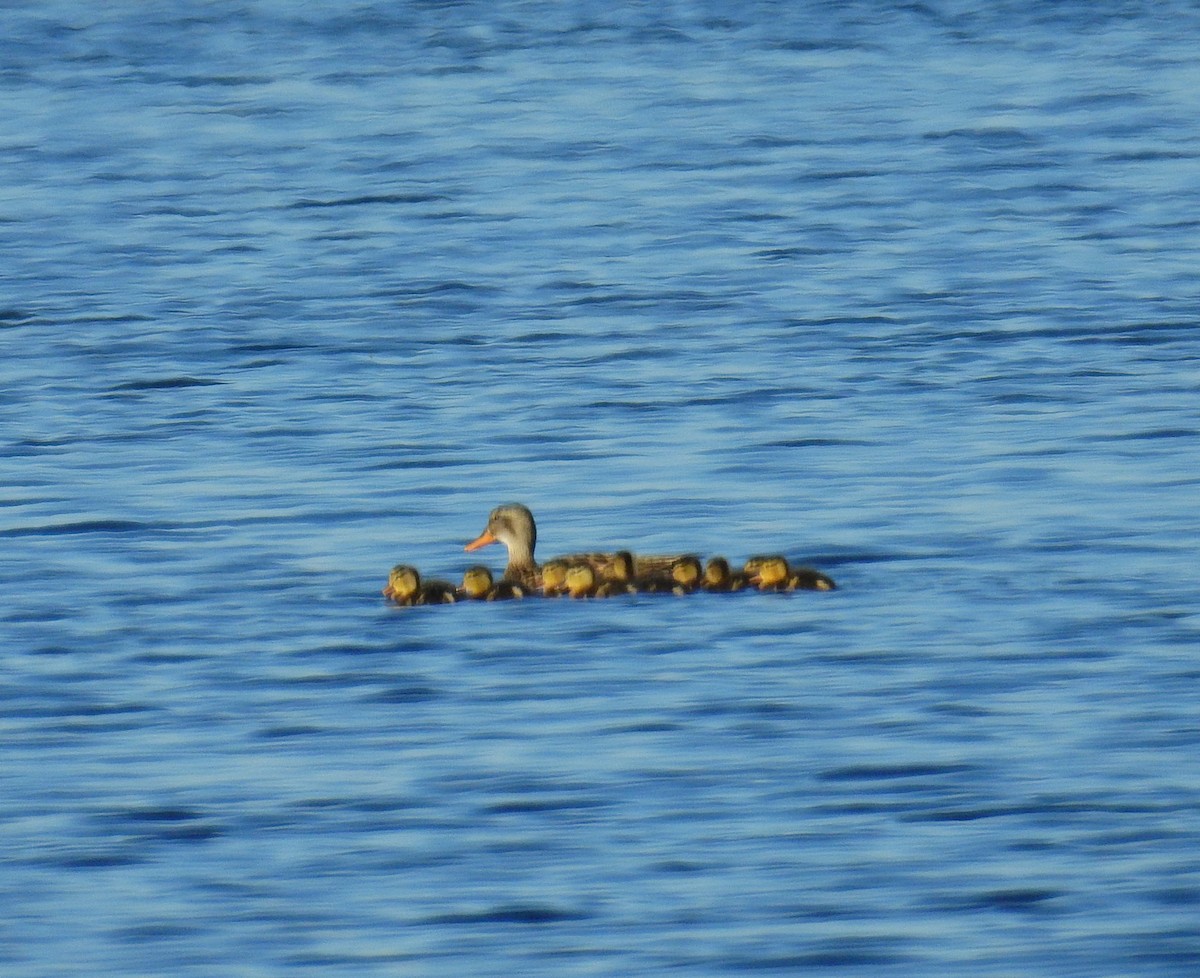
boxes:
[702,556,749,592]
[749,555,837,592]
[383,564,458,605]
[464,503,690,587]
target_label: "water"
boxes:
[3,3,1199,975]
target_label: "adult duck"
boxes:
[464,503,688,588]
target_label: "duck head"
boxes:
[465,503,537,568]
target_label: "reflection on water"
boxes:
[3,3,1199,976]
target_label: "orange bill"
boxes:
[464,529,497,552]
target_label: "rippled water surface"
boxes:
[3,3,1199,976]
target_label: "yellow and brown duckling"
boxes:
[460,565,493,600]
[539,559,569,598]
[594,550,637,597]
[382,564,421,604]
[564,563,598,599]
[383,564,458,605]
[668,555,704,594]
[703,556,749,592]
[460,565,528,601]
[627,555,703,596]
[749,555,837,592]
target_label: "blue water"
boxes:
[3,3,1199,975]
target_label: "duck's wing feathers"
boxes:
[549,551,693,579]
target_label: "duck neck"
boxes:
[504,540,537,577]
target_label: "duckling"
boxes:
[604,550,636,583]
[382,564,422,605]
[460,564,528,601]
[669,555,704,595]
[539,559,569,598]
[384,564,457,605]
[460,564,495,600]
[564,563,598,599]
[702,556,749,592]
[741,555,777,582]
[594,550,636,597]
[751,555,837,592]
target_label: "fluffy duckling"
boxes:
[564,563,598,599]
[384,564,457,605]
[669,555,704,595]
[703,556,749,592]
[594,550,636,597]
[539,559,569,598]
[752,555,837,592]
[461,565,527,601]
[741,555,774,581]
[383,564,421,604]
[460,564,495,600]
